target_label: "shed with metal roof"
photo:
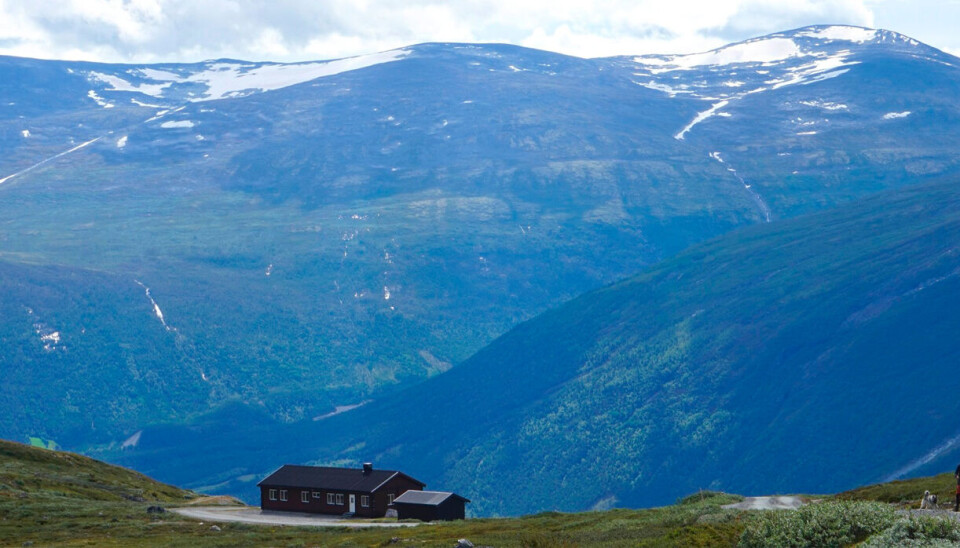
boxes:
[390,489,470,521]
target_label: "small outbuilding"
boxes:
[258,463,425,517]
[390,490,470,521]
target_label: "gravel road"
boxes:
[722,496,807,510]
[171,506,422,528]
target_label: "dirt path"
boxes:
[722,496,806,510]
[171,506,422,528]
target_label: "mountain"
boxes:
[0,42,747,448]
[3,25,960,496]
[113,172,960,516]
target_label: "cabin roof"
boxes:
[392,490,471,505]
[257,464,425,492]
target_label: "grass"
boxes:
[10,437,960,547]
[836,472,958,508]
[1,439,752,547]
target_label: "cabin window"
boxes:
[327,493,335,504]
[336,493,344,505]
[269,489,277,501]
[301,491,309,503]
[313,491,321,499]
[387,493,395,504]
[361,495,370,507]
[280,489,288,501]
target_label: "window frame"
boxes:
[301,491,309,503]
[336,493,344,505]
[361,495,370,507]
[387,493,395,504]
[279,489,288,502]
[269,489,277,501]
[327,493,335,504]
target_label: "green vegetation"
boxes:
[837,473,958,507]
[863,515,960,547]
[2,439,752,547]
[0,438,189,503]
[13,438,960,547]
[739,501,896,547]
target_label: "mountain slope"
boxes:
[114,172,960,515]
[311,173,960,514]
[604,25,960,218]
[3,26,960,477]
[0,438,190,502]
[0,43,757,446]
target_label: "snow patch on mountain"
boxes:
[89,71,171,97]
[130,98,164,108]
[769,54,857,88]
[638,37,802,71]
[675,100,729,140]
[145,106,185,123]
[84,49,411,104]
[87,90,114,108]
[800,100,848,110]
[797,26,878,43]
[160,120,195,128]
[135,68,181,81]
[883,111,912,119]
[0,137,100,186]
[635,80,692,96]
[135,280,172,331]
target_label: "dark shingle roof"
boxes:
[392,490,471,505]
[257,465,424,492]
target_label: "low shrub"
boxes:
[678,491,742,506]
[863,515,960,547]
[738,501,896,547]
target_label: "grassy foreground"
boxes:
[4,438,960,547]
[1,439,751,546]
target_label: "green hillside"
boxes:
[9,437,960,547]
[1,438,750,547]
[139,172,960,515]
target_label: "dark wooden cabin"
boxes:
[390,490,470,521]
[258,463,424,517]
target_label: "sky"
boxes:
[0,0,958,64]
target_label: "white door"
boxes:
[349,494,356,513]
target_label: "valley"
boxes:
[3,24,960,517]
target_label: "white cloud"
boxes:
[0,0,942,64]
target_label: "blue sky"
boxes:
[0,0,957,63]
